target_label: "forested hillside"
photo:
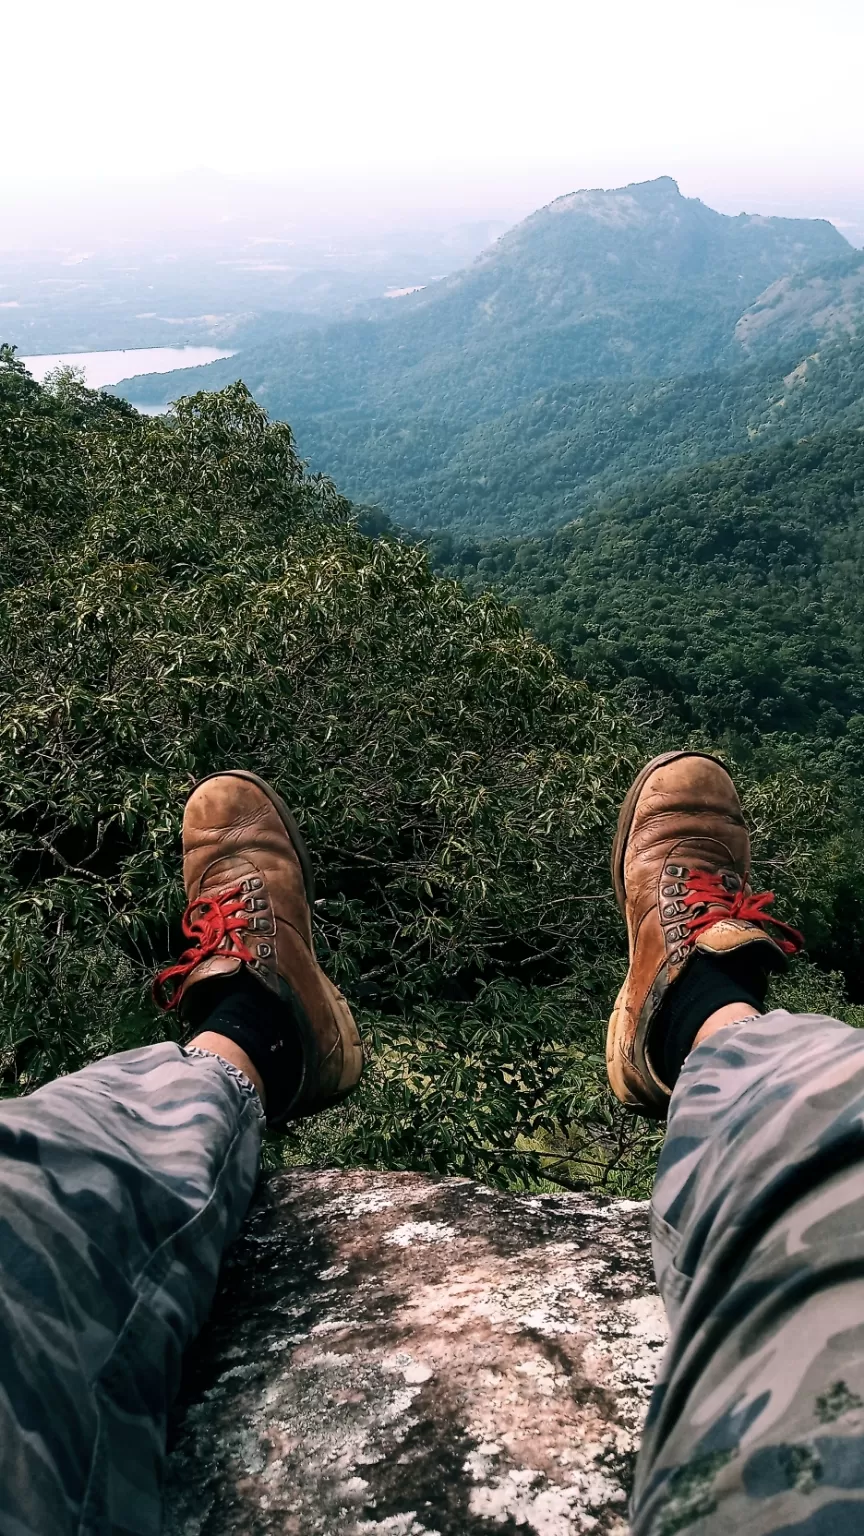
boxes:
[111,177,862,539]
[440,428,864,988]
[2,350,862,1196]
[733,248,864,359]
[299,333,864,536]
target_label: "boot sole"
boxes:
[191,769,364,1104]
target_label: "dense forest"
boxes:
[438,427,864,993]
[3,349,862,1199]
[438,430,864,740]
[304,332,864,536]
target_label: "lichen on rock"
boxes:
[165,1170,665,1534]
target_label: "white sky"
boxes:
[4,0,863,189]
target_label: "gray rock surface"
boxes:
[165,1169,666,1535]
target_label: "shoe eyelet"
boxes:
[665,863,685,878]
[257,943,272,958]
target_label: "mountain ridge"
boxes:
[111,176,850,410]
[105,177,861,539]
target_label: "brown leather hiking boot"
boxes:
[154,770,363,1122]
[607,750,803,1117]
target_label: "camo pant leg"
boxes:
[0,1041,263,1536]
[631,1008,864,1536]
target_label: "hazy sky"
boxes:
[5,0,863,193]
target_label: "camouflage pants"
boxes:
[634,1009,864,1536]
[0,1042,263,1536]
[4,1015,864,1536]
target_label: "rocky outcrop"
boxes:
[165,1169,666,1535]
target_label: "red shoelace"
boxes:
[153,884,256,1010]
[679,870,804,956]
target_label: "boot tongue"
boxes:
[696,920,789,968]
[675,858,803,961]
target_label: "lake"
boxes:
[22,346,235,390]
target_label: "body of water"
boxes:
[22,346,235,390]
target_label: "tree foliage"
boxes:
[2,349,862,1198]
[0,351,659,1192]
[443,432,864,744]
[330,335,864,538]
[442,429,864,996]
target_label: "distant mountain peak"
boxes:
[614,174,683,199]
[542,175,683,223]
[478,176,848,280]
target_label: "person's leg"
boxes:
[0,1040,264,1536]
[606,750,864,1533]
[0,769,363,1536]
[633,1005,864,1535]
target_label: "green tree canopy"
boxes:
[2,351,861,1195]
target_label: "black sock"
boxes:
[656,950,771,1089]
[191,971,305,1122]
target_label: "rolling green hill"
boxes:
[731,248,864,360]
[438,426,864,988]
[290,332,864,536]
[441,426,864,741]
